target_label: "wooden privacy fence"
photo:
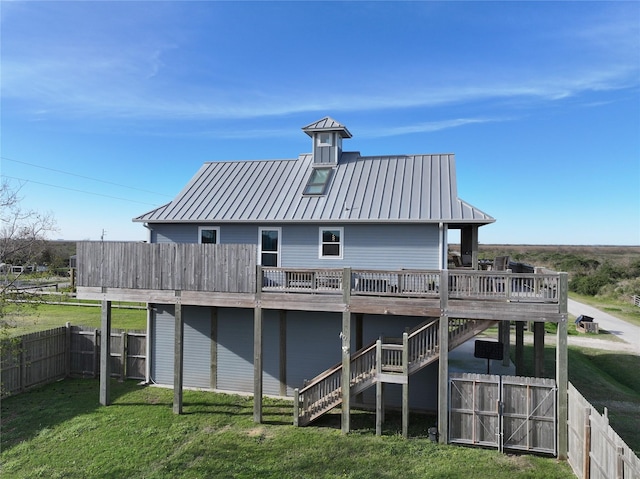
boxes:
[1,325,147,398]
[568,382,640,479]
[76,242,256,293]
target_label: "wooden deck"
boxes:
[76,242,567,322]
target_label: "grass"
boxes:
[1,380,575,479]
[3,302,147,336]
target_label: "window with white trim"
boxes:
[317,132,333,146]
[259,227,281,266]
[319,227,343,259]
[198,226,220,244]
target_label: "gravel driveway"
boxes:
[567,298,640,355]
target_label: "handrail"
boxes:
[261,267,560,304]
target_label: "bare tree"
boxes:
[1,179,57,326]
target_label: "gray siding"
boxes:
[151,223,440,270]
[151,305,212,389]
[151,305,174,385]
[286,311,346,396]
[283,224,440,270]
[216,308,280,396]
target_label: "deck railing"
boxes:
[76,242,561,304]
[261,267,560,304]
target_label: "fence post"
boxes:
[120,330,127,382]
[65,322,71,378]
[293,388,299,426]
[616,446,624,479]
[583,407,591,479]
[93,329,99,379]
[19,338,26,393]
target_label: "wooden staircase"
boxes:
[294,318,498,426]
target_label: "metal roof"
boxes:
[302,116,352,138]
[134,152,494,225]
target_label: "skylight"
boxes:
[303,168,333,195]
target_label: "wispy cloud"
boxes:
[2,2,638,123]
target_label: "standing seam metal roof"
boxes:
[134,153,495,224]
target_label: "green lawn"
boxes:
[1,379,574,479]
[3,302,147,335]
[569,292,640,327]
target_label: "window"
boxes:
[198,226,220,244]
[319,227,343,259]
[303,168,333,195]
[317,132,332,146]
[259,227,281,266]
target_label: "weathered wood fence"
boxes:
[568,382,640,479]
[77,242,256,293]
[1,325,146,398]
[449,373,557,455]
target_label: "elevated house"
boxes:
[76,117,568,455]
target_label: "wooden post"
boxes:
[556,272,569,461]
[341,267,351,434]
[515,321,524,376]
[375,339,383,436]
[501,321,511,367]
[253,265,263,423]
[93,329,99,379]
[119,330,127,382]
[279,310,287,397]
[210,307,218,390]
[173,299,184,414]
[402,331,409,439]
[616,446,625,479]
[99,300,112,406]
[253,303,263,423]
[19,338,26,393]
[355,313,364,405]
[438,269,449,444]
[583,407,591,479]
[533,321,545,377]
[65,322,71,378]
[293,388,299,426]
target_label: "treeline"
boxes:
[476,245,640,300]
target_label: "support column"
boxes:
[515,321,524,376]
[210,307,218,390]
[279,310,287,397]
[556,272,569,461]
[438,270,449,444]
[254,266,263,423]
[253,305,263,423]
[99,300,112,406]
[375,339,383,436]
[173,298,184,414]
[501,320,511,367]
[533,321,545,377]
[402,331,409,439]
[341,267,351,434]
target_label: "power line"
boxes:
[1,174,163,207]
[1,156,173,198]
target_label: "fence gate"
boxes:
[449,373,557,455]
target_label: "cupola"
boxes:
[302,116,352,166]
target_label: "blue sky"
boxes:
[1,1,638,245]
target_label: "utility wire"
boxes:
[1,156,173,198]
[1,174,163,207]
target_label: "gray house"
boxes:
[76,117,568,449]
